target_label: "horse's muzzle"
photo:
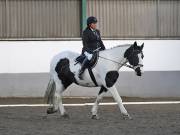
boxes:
[135,67,142,76]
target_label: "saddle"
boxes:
[75,52,99,69]
[75,52,99,86]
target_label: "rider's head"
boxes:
[87,16,97,30]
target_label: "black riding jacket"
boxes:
[82,27,105,54]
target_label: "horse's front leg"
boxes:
[91,86,107,119]
[109,85,132,119]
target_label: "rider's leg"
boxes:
[78,57,88,78]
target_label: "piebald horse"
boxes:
[45,41,144,119]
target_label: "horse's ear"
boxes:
[133,41,137,47]
[140,43,144,50]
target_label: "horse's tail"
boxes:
[44,77,56,104]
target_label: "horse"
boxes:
[44,41,144,120]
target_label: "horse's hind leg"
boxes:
[47,77,68,117]
[91,86,107,119]
[54,81,69,118]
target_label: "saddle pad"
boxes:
[75,52,99,68]
[75,54,86,64]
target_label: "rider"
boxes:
[79,16,106,78]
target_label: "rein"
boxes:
[98,48,143,70]
[98,56,134,69]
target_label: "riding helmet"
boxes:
[87,16,97,25]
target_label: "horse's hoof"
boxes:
[91,115,99,120]
[122,113,133,120]
[47,107,57,114]
[61,113,70,119]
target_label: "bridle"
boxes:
[98,49,144,70]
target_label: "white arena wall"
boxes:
[0,40,180,97]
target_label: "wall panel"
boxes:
[1,0,80,39]
[0,0,6,38]
[87,0,158,38]
[159,0,180,37]
[87,0,180,38]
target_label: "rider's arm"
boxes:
[97,30,105,50]
[82,30,89,52]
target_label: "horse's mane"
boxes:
[106,44,132,50]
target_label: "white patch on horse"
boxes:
[138,53,144,73]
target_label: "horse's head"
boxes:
[124,41,144,76]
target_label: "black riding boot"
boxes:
[79,58,88,79]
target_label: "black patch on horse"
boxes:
[105,71,119,88]
[124,45,139,66]
[124,42,144,67]
[55,58,77,89]
[98,86,108,95]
